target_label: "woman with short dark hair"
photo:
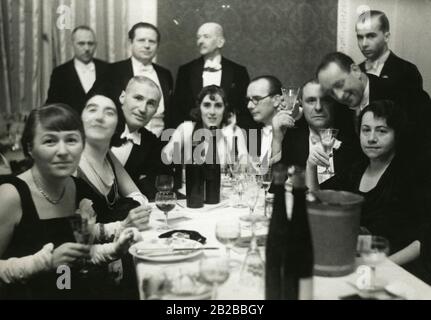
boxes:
[0,104,138,299]
[307,100,431,264]
[162,85,248,165]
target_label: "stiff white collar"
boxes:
[120,125,141,145]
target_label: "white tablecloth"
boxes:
[134,195,431,300]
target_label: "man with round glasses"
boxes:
[246,75,301,165]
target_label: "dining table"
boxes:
[133,188,431,300]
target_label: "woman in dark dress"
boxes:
[77,93,152,299]
[0,104,138,299]
[306,100,431,264]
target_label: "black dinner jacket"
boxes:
[359,51,423,91]
[46,58,109,114]
[107,58,173,113]
[368,73,431,129]
[172,56,257,130]
[117,125,172,201]
[280,111,362,174]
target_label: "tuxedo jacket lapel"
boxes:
[190,58,204,97]
[94,60,103,83]
[220,58,233,91]
[68,61,86,95]
[154,64,169,102]
[124,59,134,81]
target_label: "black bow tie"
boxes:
[204,67,221,72]
[119,137,135,145]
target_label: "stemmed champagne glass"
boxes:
[281,86,300,115]
[155,175,174,192]
[155,191,176,231]
[261,166,272,217]
[230,161,247,208]
[239,244,265,293]
[199,257,230,300]
[215,218,241,265]
[319,128,339,174]
[69,214,96,274]
[358,236,390,293]
[240,177,267,249]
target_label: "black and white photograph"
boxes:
[1,0,431,306]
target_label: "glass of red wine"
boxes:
[155,175,174,192]
[155,191,176,231]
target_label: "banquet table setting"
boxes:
[132,183,431,300]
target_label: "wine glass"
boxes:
[281,86,300,115]
[261,166,272,217]
[240,177,267,252]
[240,177,265,223]
[155,175,174,192]
[239,245,265,293]
[231,162,247,208]
[69,214,96,274]
[199,257,230,300]
[319,128,339,174]
[358,236,390,292]
[215,218,241,265]
[155,191,176,231]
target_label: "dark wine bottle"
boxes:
[265,163,288,300]
[185,138,205,208]
[265,165,314,300]
[281,166,314,300]
[204,126,221,204]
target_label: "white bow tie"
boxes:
[204,60,222,71]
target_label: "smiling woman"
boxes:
[162,85,248,166]
[0,104,140,299]
[76,93,154,299]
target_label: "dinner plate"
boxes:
[129,238,203,262]
[161,268,212,300]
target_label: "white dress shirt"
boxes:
[131,57,165,137]
[202,54,222,87]
[364,49,390,77]
[354,77,370,116]
[260,125,273,165]
[111,125,141,166]
[74,59,96,93]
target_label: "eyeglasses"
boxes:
[247,94,273,105]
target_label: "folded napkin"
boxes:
[159,230,207,245]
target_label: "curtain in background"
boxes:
[157,0,338,88]
[0,0,129,114]
[338,0,431,95]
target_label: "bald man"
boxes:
[172,22,256,130]
[111,76,173,200]
[46,25,109,114]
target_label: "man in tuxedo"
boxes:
[280,79,361,182]
[355,10,423,90]
[245,75,302,165]
[316,52,429,121]
[316,51,431,158]
[173,22,255,130]
[109,22,173,137]
[111,76,172,200]
[46,26,109,114]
